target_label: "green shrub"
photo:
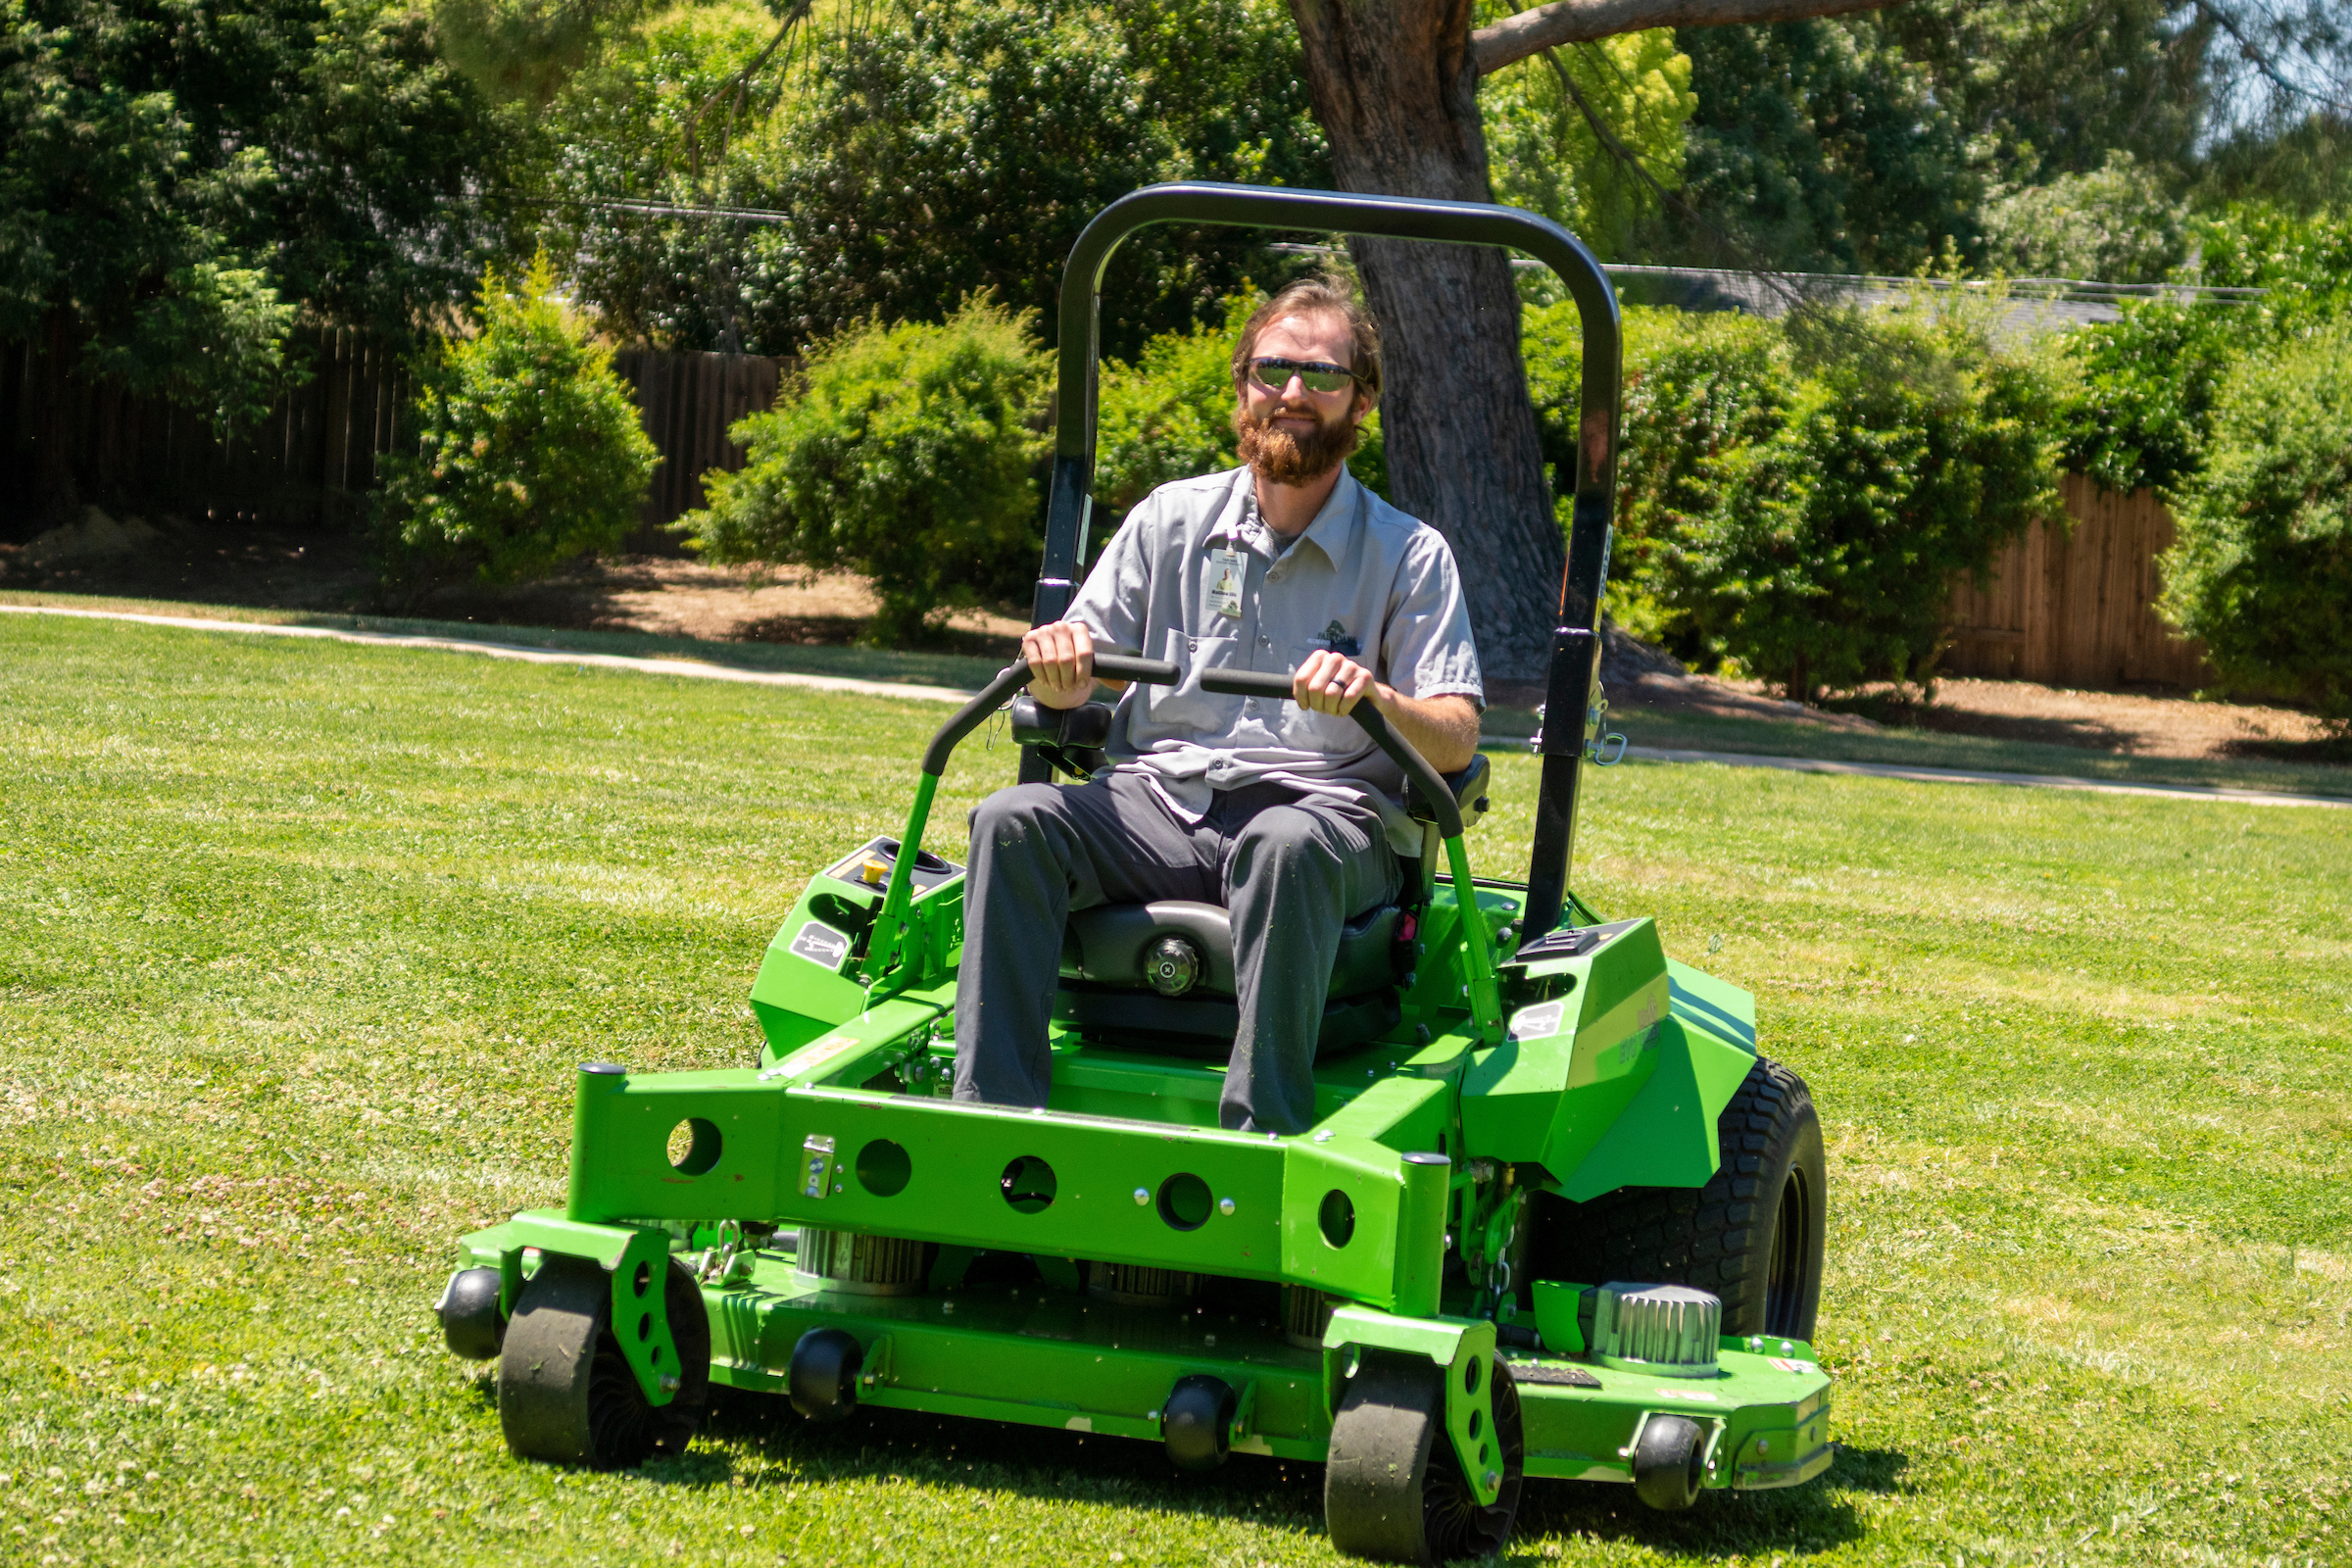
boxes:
[1525,306,1790,648]
[1525,298,2065,697]
[677,296,1049,646]
[1093,292,1387,516]
[2056,301,2237,493]
[2162,324,2352,720]
[378,255,659,588]
[1701,313,2064,699]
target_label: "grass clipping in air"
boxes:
[1,613,2346,1565]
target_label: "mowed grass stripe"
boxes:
[2,613,2346,1566]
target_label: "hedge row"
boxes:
[395,209,2352,720]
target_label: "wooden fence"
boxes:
[1942,473,2212,689]
[0,329,411,532]
[611,349,782,537]
[0,329,790,542]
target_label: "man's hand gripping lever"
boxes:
[860,649,1181,995]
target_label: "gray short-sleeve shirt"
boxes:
[1061,465,1484,854]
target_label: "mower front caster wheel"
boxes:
[498,1253,710,1469]
[1632,1414,1707,1510]
[1325,1349,1523,1565]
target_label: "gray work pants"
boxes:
[953,769,1401,1134]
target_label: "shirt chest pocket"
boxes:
[1277,640,1376,755]
[1138,630,1246,736]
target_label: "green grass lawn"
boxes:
[3,613,2347,1567]
[16,586,2349,803]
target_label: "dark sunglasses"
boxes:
[1248,356,1362,395]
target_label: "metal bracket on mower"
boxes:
[509,1213,683,1407]
[1324,1307,1503,1506]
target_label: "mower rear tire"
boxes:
[1325,1349,1523,1565]
[1530,1056,1825,1341]
[498,1253,710,1469]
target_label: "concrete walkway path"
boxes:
[1622,744,2349,810]
[0,602,979,703]
[9,602,2345,809]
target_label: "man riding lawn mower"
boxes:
[432,184,1835,1564]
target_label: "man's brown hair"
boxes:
[1230,277,1383,404]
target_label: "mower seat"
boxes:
[1053,755,1491,1057]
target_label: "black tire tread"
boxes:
[1530,1055,1822,1339]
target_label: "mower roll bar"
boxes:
[1032,181,1623,937]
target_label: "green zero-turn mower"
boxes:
[433,183,1835,1562]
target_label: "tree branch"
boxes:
[684,0,816,181]
[1472,0,1893,78]
[1539,45,1808,312]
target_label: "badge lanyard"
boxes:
[1205,509,1246,620]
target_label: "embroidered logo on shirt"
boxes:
[1321,619,1361,657]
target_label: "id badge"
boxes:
[1205,548,1245,619]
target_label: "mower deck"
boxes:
[454,1220,1831,1492]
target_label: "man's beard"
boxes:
[1233,401,1360,486]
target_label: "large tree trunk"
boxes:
[1288,0,1565,683]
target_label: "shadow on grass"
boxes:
[2223,729,2352,764]
[567,1390,1905,1559]
[1508,1446,1905,1559]
[466,1364,1899,1556]
[679,1394,1337,1540]
[1821,691,2143,754]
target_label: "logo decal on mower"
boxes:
[788,920,853,970]
[1507,1001,1566,1042]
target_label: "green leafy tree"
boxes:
[2161,323,2352,720]
[537,0,802,352]
[2198,110,2352,214]
[378,255,659,587]
[1663,17,1976,274]
[429,0,651,106]
[1,0,521,525]
[1478,28,1694,263]
[546,0,1326,359]
[1876,0,2213,187]
[1980,152,2189,283]
[677,296,1049,645]
[267,0,525,343]
[1,0,292,519]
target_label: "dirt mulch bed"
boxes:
[0,516,1030,660]
[1600,670,2340,763]
[5,513,2337,765]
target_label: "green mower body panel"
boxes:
[453,851,1830,1492]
